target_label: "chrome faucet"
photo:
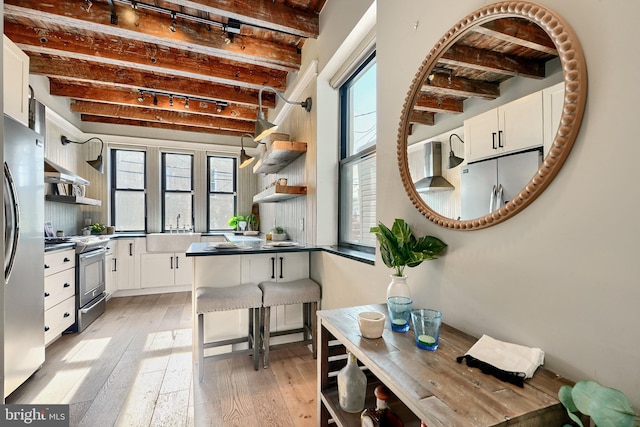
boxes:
[176,214,181,231]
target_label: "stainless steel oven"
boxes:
[70,245,107,332]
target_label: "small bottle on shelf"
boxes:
[360,385,404,427]
[337,351,367,413]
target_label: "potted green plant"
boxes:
[245,213,258,231]
[90,223,106,235]
[558,380,639,427]
[271,226,287,241]
[370,218,447,298]
[227,215,246,231]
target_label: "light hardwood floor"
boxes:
[6,292,318,427]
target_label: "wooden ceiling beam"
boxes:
[49,80,259,121]
[421,73,500,100]
[80,114,248,137]
[413,95,464,114]
[158,0,320,38]
[410,111,435,126]
[473,18,557,56]
[439,45,546,79]
[5,1,301,71]
[71,100,255,133]
[4,21,287,91]
[29,57,276,108]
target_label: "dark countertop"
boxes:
[44,242,76,252]
[186,241,321,256]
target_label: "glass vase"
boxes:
[337,351,367,413]
[386,275,411,299]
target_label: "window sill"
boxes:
[319,245,375,265]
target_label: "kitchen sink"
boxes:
[146,233,202,253]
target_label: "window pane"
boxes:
[164,193,193,230]
[165,153,192,191]
[345,61,376,156]
[209,194,235,230]
[114,191,145,231]
[115,150,145,189]
[340,153,376,246]
[339,53,376,249]
[209,157,234,193]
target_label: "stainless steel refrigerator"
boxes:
[3,114,45,397]
[460,149,542,220]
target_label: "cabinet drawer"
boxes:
[44,296,75,346]
[44,268,75,311]
[44,249,75,276]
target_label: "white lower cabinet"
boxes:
[193,251,311,353]
[44,249,76,346]
[241,252,310,332]
[140,252,192,288]
[105,240,117,298]
[115,238,140,290]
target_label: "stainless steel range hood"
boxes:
[413,141,454,192]
[44,158,90,185]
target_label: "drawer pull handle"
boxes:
[44,326,50,332]
[64,283,71,288]
[64,257,71,262]
[44,264,50,269]
[44,292,50,297]
[63,312,70,318]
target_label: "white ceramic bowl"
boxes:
[358,311,386,339]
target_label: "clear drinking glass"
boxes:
[387,296,412,332]
[411,309,442,351]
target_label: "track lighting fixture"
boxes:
[81,0,93,12]
[169,12,177,32]
[135,90,227,112]
[239,133,255,168]
[447,133,465,169]
[116,0,243,37]
[254,86,312,141]
[61,136,105,173]
[223,19,241,44]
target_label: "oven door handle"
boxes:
[80,293,107,314]
[79,248,106,260]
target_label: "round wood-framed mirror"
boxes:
[398,2,587,230]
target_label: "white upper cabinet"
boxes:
[3,35,30,126]
[465,91,544,162]
[542,82,565,157]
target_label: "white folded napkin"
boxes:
[464,334,544,379]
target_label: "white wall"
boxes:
[311,0,640,408]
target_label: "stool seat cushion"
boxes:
[260,278,321,306]
[196,284,262,313]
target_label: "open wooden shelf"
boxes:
[253,140,307,174]
[45,195,102,206]
[253,184,307,203]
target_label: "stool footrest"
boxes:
[203,348,255,363]
[204,335,254,350]
[268,327,305,338]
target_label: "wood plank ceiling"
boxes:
[3,3,557,137]
[3,0,326,137]
[410,17,558,127]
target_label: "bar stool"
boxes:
[195,284,262,382]
[259,278,321,368]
